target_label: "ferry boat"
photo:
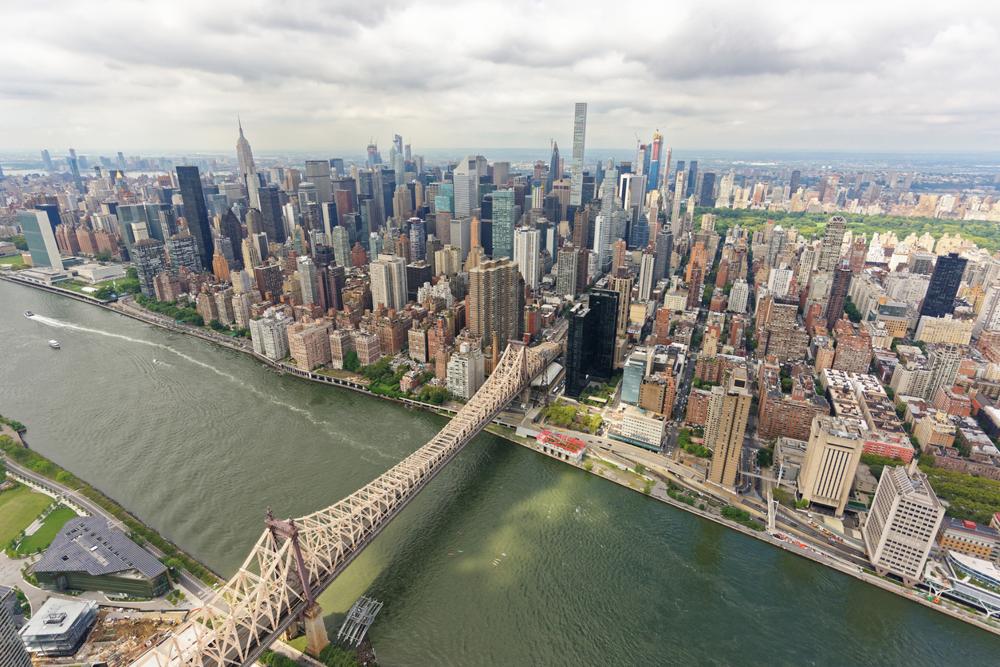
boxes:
[24,310,33,318]
[48,339,61,349]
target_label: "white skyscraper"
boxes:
[570,102,587,206]
[513,226,541,291]
[637,251,656,301]
[728,279,749,313]
[593,212,615,273]
[297,256,318,306]
[370,254,408,311]
[330,226,350,268]
[453,156,478,219]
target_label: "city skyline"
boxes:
[3,1,1000,153]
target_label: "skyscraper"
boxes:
[646,130,663,193]
[546,141,560,192]
[297,256,319,307]
[706,368,753,489]
[816,215,847,272]
[513,226,541,291]
[176,165,214,269]
[17,210,63,270]
[565,290,618,396]
[467,258,524,351]
[556,245,580,297]
[0,586,31,667]
[370,254,408,311]
[408,218,426,262]
[569,103,587,206]
[491,189,516,260]
[920,253,967,318]
[453,156,478,219]
[637,250,656,301]
[132,238,167,298]
[826,262,853,329]
[863,464,945,585]
[236,119,258,207]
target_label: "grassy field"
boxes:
[0,484,52,547]
[15,506,76,555]
[0,255,25,268]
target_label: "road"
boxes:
[3,457,217,603]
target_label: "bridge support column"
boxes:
[304,603,331,657]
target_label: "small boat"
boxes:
[24,310,33,318]
[48,339,61,349]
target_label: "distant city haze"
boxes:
[2,0,999,152]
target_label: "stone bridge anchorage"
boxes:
[135,340,560,666]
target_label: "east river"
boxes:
[2,279,999,665]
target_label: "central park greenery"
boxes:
[699,207,1000,252]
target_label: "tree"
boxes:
[757,447,774,468]
[343,351,361,372]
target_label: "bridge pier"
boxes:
[304,603,331,657]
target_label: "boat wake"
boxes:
[28,314,332,428]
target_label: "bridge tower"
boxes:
[266,509,331,656]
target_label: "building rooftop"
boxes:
[34,516,166,580]
[943,517,1000,540]
[18,597,97,640]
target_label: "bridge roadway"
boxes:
[134,340,559,667]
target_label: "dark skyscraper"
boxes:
[565,290,618,396]
[699,172,716,206]
[176,166,213,269]
[789,169,801,194]
[219,209,244,270]
[826,262,853,329]
[920,253,967,318]
[654,228,673,279]
[258,185,286,244]
[686,160,698,197]
[547,141,560,192]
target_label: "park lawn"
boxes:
[16,506,76,555]
[0,255,25,268]
[0,484,52,547]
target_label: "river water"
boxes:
[2,280,998,665]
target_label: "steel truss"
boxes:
[137,342,558,666]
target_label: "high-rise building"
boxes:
[176,165,214,269]
[297,256,320,307]
[798,415,866,516]
[646,130,663,193]
[165,232,201,274]
[249,307,291,360]
[467,258,524,351]
[370,254,408,311]
[636,250,656,301]
[236,119,258,207]
[569,103,587,206]
[728,279,749,313]
[408,218,426,262]
[453,156,478,219]
[653,228,672,280]
[863,464,945,584]
[330,226,351,268]
[131,239,167,298]
[447,342,486,400]
[513,226,541,291]
[826,262,853,329]
[491,189,516,260]
[920,252,967,318]
[706,368,753,489]
[565,291,618,396]
[258,186,286,244]
[556,245,580,297]
[0,585,31,667]
[546,141,560,192]
[17,210,63,270]
[816,215,847,272]
[493,161,510,187]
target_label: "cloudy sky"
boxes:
[3,0,1000,154]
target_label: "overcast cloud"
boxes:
[2,0,1000,153]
